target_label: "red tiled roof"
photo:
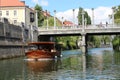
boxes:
[63,21,74,27]
[43,11,51,17]
[0,0,25,7]
[63,21,73,25]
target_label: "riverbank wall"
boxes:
[0,18,28,59]
[0,45,25,59]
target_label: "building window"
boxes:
[30,12,34,22]
[14,10,17,16]
[0,11,2,16]
[14,20,17,24]
[6,11,9,16]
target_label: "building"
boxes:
[63,20,74,27]
[0,0,38,42]
[43,10,51,17]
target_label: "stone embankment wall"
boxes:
[0,19,26,59]
[0,45,25,59]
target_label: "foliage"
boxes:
[78,7,91,25]
[112,35,120,51]
[43,17,62,27]
[87,35,111,48]
[55,36,79,50]
[112,5,120,50]
[114,5,120,24]
[34,4,45,27]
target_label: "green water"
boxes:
[0,48,120,80]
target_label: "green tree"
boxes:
[43,17,62,27]
[112,5,120,51]
[34,4,45,27]
[112,35,120,51]
[114,5,120,24]
[78,7,91,25]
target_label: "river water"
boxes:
[0,48,120,80]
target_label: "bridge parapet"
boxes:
[38,24,120,35]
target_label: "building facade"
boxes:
[0,0,38,42]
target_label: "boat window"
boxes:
[29,45,37,50]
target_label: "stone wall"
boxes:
[0,19,26,59]
[0,45,25,59]
[0,18,38,59]
[0,21,23,45]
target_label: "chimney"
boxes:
[20,1,25,4]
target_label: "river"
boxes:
[0,48,120,80]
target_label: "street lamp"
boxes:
[85,18,87,29]
[108,14,111,24]
[82,10,85,32]
[73,9,75,28]
[62,16,64,28]
[46,10,49,29]
[36,10,38,28]
[91,8,94,26]
[112,7,115,27]
[54,10,56,29]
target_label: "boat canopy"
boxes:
[28,42,55,45]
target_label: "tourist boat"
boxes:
[25,42,61,59]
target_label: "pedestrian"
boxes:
[106,21,108,27]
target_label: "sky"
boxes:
[24,0,120,24]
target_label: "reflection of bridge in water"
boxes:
[38,24,120,53]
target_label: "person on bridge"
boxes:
[106,21,108,27]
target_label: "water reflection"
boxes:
[25,59,61,73]
[0,48,120,80]
[86,48,120,79]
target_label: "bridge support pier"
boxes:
[81,33,87,53]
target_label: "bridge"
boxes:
[38,24,120,53]
[38,24,120,35]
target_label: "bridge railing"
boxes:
[38,24,120,31]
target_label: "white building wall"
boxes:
[0,7,25,25]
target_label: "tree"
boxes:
[112,35,120,51]
[114,5,120,24]
[43,17,62,27]
[34,4,45,27]
[78,7,91,25]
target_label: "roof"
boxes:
[43,11,51,17]
[0,0,25,7]
[63,21,73,25]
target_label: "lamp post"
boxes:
[82,10,85,32]
[112,7,115,27]
[108,14,111,24]
[85,18,87,29]
[91,8,94,26]
[46,10,49,29]
[73,9,75,28]
[54,10,56,29]
[62,16,64,28]
[36,10,38,28]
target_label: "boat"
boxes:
[25,42,61,59]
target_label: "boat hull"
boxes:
[25,50,60,59]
